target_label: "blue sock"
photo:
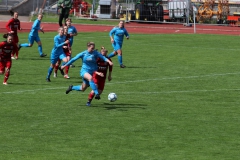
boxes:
[72,85,81,91]
[47,67,53,79]
[20,43,30,47]
[118,55,123,65]
[107,52,116,58]
[89,80,99,95]
[38,45,43,55]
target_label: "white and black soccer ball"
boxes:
[108,93,117,102]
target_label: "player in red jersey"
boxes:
[5,11,22,60]
[86,46,113,106]
[54,26,72,78]
[0,34,19,85]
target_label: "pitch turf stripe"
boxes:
[1,72,240,94]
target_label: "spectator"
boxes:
[57,0,72,27]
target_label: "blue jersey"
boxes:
[109,27,129,44]
[65,50,108,75]
[67,26,77,46]
[29,19,41,37]
[50,34,66,59]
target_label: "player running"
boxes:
[46,27,70,82]
[18,14,47,57]
[86,46,113,106]
[5,11,22,60]
[0,34,19,85]
[61,42,113,100]
[108,20,129,68]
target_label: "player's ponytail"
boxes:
[3,33,13,39]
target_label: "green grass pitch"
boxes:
[0,32,240,159]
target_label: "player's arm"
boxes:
[5,19,13,33]
[108,59,113,81]
[55,37,69,48]
[61,52,83,69]
[125,29,129,39]
[109,28,116,43]
[98,53,113,66]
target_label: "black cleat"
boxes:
[86,101,91,107]
[70,64,75,68]
[58,66,64,75]
[40,53,47,57]
[120,64,126,68]
[95,94,101,100]
[18,44,22,51]
[46,78,51,82]
[66,85,73,94]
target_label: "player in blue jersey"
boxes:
[46,27,70,82]
[61,42,113,100]
[66,18,77,67]
[65,18,78,47]
[18,14,47,57]
[108,20,129,68]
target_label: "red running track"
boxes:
[0,21,240,35]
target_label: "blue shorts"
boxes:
[112,41,122,51]
[28,35,40,45]
[80,70,94,86]
[50,53,66,64]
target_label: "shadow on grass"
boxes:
[102,103,147,110]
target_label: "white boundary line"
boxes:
[1,72,240,94]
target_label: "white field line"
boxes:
[1,72,240,95]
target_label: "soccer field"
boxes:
[0,32,240,159]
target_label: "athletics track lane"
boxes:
[0,21,240,35]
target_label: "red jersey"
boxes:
[95,57,112,80]
[6,18,21,36]
[0,41,18,60]
[63,34,71,55]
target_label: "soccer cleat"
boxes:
[15,56,18,60]
[46,78,51,82]
[120,64,126,68]
[95,94,101,100]
[64,74,70,79]
[58,67,64,75]
[3,82,8,85]
[40,53,47,57]
[18,44,22,51]
[86,101,91,107]
[70,64,75,68]
[66,85,73,94]
[53,72,57,78]
[11,56,15,60]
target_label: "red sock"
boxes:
[4,71,10,83]
[65,66,69,75]
[55,63,59,73]
[88,92,95,102]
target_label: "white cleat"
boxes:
[64,74,70,79]
[54,72,57,78]
[3,82,8,85]
[11,57,15,60]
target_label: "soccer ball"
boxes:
[108,93,117,102]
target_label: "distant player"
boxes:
[86,46,113,106]
[0,34,18,85]
[18,14,47,57]
[54,25,71,79]
[5,11,22,59]
[65,18,78,47]
[108,20,129,68]
[46,27,70,82]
